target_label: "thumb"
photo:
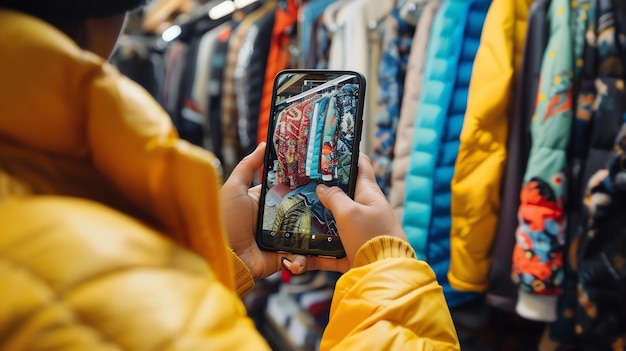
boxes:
[356,153,377,186]
[316,183,352,215]
[225,142,266,189]
[353,153,386,203]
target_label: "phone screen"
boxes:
[256,70,366,258]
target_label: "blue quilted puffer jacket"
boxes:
[402,0,490,307]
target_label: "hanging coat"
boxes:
[449,0,536,294]
[486,0,550,312]
[401,0,490,307]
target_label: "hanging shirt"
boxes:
[320,95,339,180]
[257,0,299,150]
[306,97,324,176]
[274,95,321,189]
[208,26,234,169]
[221,6,268,174]
[334,84,359,185]
[234,4,277,155]
[299,0,337,68]
[371,8,415,196]
[310,96,331,179]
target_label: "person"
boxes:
[0,1,460,349]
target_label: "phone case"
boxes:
[255,69,367,258]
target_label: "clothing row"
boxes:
[112,0,427,178]
[113,0,279,176]
[379,0,626,349]
[366,0,490,313]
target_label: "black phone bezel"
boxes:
[255,69,367,258]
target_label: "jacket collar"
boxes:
[0,9,235,289]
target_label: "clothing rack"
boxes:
[165,0,263,43]
[277,74,354,106]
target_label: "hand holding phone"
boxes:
[314,153,408,264]
[256,70,367,258]
[220,142,350,280]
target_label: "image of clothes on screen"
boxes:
[274,94,322,189]
[273,83,359,189]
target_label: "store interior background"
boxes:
[111,0,626,350]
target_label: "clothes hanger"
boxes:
[322,0,393,38]
[398,0,428,25]
[142,0,193,34]
[322,0,354,33]
[156,0,262,43]
[278,74,354,106]
[357,0,396,30]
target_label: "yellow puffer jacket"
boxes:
[449,0,534,292]
[0,196,270,350]
[0,8,460,350]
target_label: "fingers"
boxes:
[305,255,350,273]
[290,255,307,274]
[356,153,377,186]
[281,254,350,274]
[224,143,266,189]
[280,255,306,274]
[316,183,353,215]
[356,153,384,191]
[315,153,382,211]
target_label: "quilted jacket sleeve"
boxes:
[231,249,256,296]
[320,237,460,351]
[449,0,532,292]
[0,197,270,351]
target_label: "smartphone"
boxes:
[255,69,366,258]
